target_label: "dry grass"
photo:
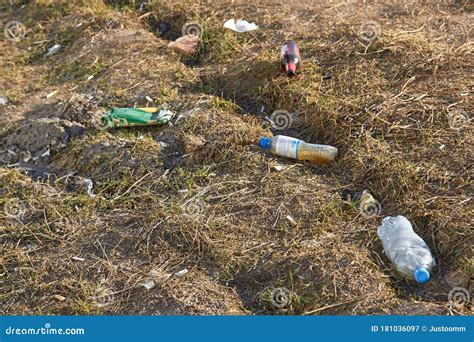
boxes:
[0,0,472,315]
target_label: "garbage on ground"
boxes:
[258,135,338,164]
[45,90,58,98]
[100,107,173,128]
[71,256,85,262]
[167,34,199,55]
[45,44,61,56]
[377,215,435,284]
[223,19,258,33]
[174,268,188,277]
[280,40,300,77]
[272,164,285,172]
[0,96,8,106]
[54,294,66,302]
[286,215,297,226]
[141,279,155,290]
[77,177,95,198]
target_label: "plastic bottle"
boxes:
[377,215,435,284]
[258,135,338,164]
[280,41,300,76]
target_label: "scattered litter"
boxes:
[286,215,297,226]
[223,19,258,33]
[259,135,338,164]
[86,75,94,81]
[45,44,61,56]
[40,149,50,157]
[45,90,57,98]
[100,107,173,128]
[54,294,66,302]
[71,256,85,262]
[145,96,153,102]
[167,34,199,55]
[0,96,8,106]
[378,215,436,284]
[78,178,95,198]
[281,41,300,77]
[174,268,188,277]
[272,164,285,172]
[141,279,155,290]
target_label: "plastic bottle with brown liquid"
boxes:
[258,135,338,164]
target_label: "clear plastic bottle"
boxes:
[377,215,435,284]
[258,135,338,164]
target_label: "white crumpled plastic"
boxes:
[223,19,258,33]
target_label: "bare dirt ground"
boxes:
[0,0,472,315]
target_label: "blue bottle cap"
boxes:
[259,137,272,150]
[413,267,430,284]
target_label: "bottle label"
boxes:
[275,136,300,159]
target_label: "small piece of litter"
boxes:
[78,178,96,198]
[272,165,285,172]
[174,268,188,277]
[0,96,8,106]
[71,256,85,262]
[86,75,94,80]
[45,44,61,56]
[54,294,66,302]
[286,215,297,226]
[41,149,50,157]
[146,96,153,102]
[223,19,258,33]
[141,279,155,290]
[46,90,57,98]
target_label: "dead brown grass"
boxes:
[0,0,472,315]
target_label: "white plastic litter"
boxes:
[223,19,258,33]
[141,279,155,290]
[45,44,61,56]
[0,96,8,106]
[174,268,188,277]
[378,215,436,284]
[78,178,96,198]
